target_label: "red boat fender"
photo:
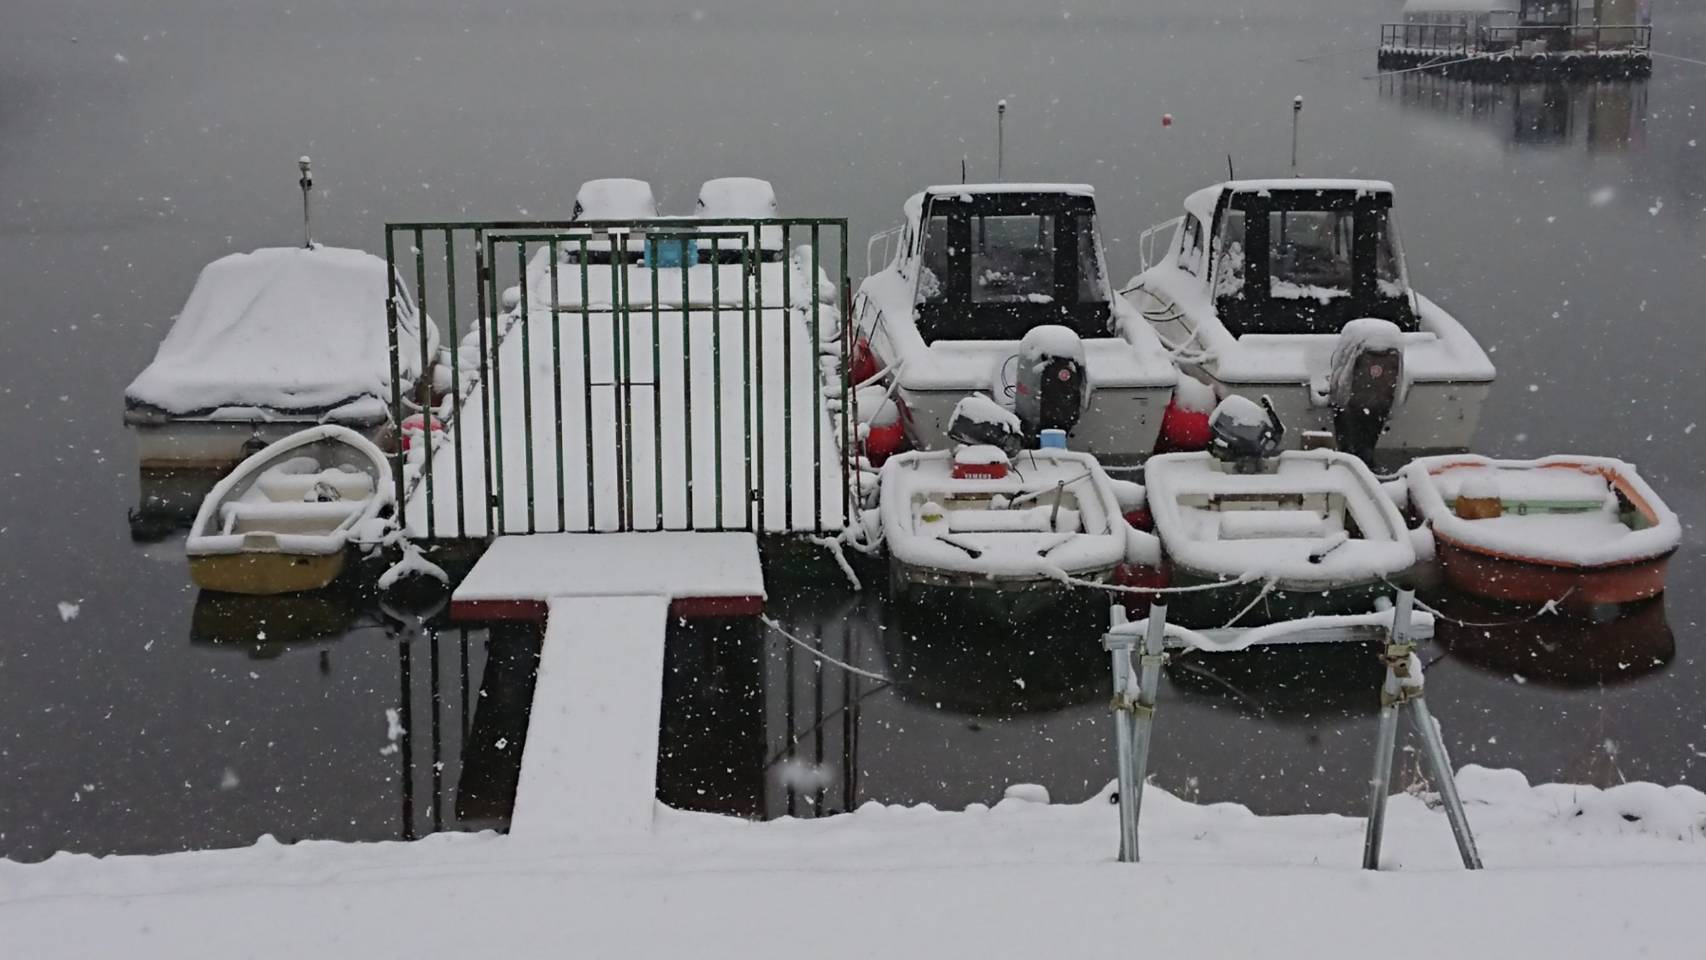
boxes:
[864,420,907,467]
[401,413,445,450]
[1123,508,1154,532]
[1155,396,1212,453]
[1111,561,1170,611]
[850,336,880,386]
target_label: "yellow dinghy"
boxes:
[186,425,393,594]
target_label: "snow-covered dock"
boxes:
[451,532,765,839]
[401,253,845,538]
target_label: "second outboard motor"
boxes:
[1014,325,1089,442]
[1208,395,1285,473]
[947,394,1023,459]
[1328,319,1406,465]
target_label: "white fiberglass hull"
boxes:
[131,417,393,471]
[897,385,1169,467]
[1197,376,1490,458]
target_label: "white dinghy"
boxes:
[855,184,1177,466]
[1133,398,1418,627]
[1124,180,1494,466]
[880,397,1136,616]
[187,425,394,595]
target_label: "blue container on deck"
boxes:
[644,236,694,269]
[1039,429,1068,450]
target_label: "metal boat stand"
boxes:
[1103,590,1482,869]
[1362,590,1482,870]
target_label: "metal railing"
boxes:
[385,217,852,539]
[1381,22,1652,55]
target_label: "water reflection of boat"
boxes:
[877,599,1105,715]
[1435,595,1674,688]
[189,589,361,656]
[1164,643,1387,723]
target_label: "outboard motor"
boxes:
[1014,325,1089,443]
[946,393,1023,459]
[1207,395,1285,473]
[1328,318,1406,465]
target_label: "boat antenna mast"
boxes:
[296,155,313,245]
[298,155,314,248]
[1290,96,1303,177]
[996,99,1007,180]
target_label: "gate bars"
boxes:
[384,217,852,539]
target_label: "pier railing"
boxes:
[1380,22,1651,55]
[385,218,852,539]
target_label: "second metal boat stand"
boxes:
[1103,590,1482,869]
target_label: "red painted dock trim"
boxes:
[452,594,764,622]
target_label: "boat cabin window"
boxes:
[912,192,1111,343]
[1211,189,1416,337]
[1177,215,1206,278]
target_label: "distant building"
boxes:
[1382,0,1651,78]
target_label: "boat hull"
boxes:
[189,551,349,596]
[889,559,1115,622]
[130,416,393,471]
[1434,536,1672,610]
[1195,376,1490,465]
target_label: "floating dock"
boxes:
[452,531,766,838]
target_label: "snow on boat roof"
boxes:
[1403,0,1516,13]
[906,183,1097,221]
[1183,180,1396,222]
[126,246,432,417]
[924,183,1096,196]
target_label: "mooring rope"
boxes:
[1651,50,1706,69]
[1380,577,1573,628]
[1057,571,1265,596]
[761,615,895,683]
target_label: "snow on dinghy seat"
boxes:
[186,425,393,595]
[1140,448,1417,627]
[696,176,784,260]
[880,445,1133,614]
[1403,454,1680,609]
[123,245,438,468]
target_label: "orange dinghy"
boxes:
[1403,455,1680,610]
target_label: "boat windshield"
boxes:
[914,192,1112,343]
[1211,189,1415,336]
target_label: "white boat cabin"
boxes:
[1125,179,1494,462]
[855,184,1176,465]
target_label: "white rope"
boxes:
[1652,50,1706,69]
[1057,571,1264,596]
[1366,52,1493,80]
[761,615,894,683]
[1380,577,1573,628]
[1219,577,1279,629]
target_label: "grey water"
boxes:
[2,0,1704,861]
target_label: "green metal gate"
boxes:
[385,217,851,539]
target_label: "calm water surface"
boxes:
[2,0,1704,861]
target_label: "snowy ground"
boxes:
[5,767,1703,959]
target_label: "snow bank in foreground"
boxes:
[3,767,1703,958]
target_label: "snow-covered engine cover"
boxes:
[1014,325,1089,440]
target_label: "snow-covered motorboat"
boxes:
[187,425,394,595]
[124,245,438,470]
[855,184,1177,466]
[880,398,1137,616]
[1123,179,1495,466]
[1404,454,1679,610]
[1134,398,1418,627]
